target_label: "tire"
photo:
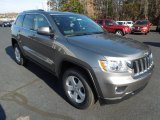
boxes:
[145,32,148,35]
[14,44,27,65]
[62,68,95,109]
[115,30,124,36]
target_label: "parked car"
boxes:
[116,21,134,28]
[0,21,12,27]
[11,10,154,109]
[116,21,127,26]
[156,18,160,32]
[132,20,152,35]
[126,21,134,28]
[95,19,131,36]
[9,20,15,26]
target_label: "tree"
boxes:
[47,0,59,10]
[60,0,84,14]
[59,0,160,24]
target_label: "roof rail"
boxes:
[23,9,45,13]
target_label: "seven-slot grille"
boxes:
[132,53,153,76]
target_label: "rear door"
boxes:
[20,14,36,58]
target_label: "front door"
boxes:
[104,20,115,33]
[31,14,55,71]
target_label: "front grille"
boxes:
[132,54,153,76]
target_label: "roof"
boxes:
[22,9,76,15]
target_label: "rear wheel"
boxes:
[14,44,27,65]
[115,30,124,36]
[62,68,95,109]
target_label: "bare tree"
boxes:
[47,0,59,10]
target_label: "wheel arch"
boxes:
[115,29,124,35]
[58,59,103,99]
[11,38,18,48]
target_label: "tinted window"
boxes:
[127,22,132,24]
[105,20,113,26]
[23,15,35,30]
[15,15,24,27]
[34,15,49,30]
[117,22,123,25]
[97,20,103,25]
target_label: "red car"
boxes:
[95,19,131,36]
[132,20,152,35]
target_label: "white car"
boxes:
[116,21,134,28]
[116,21,127,26]
[126,21,134,28]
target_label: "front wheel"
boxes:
[62,69,95,109]
[115,30,124,36]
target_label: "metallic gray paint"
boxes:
[11,10,154,102]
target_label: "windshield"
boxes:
[135,20,148,25]
[51,14,104,36]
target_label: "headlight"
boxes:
[99,58,129,72]
[142,27,147,29]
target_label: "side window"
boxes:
[105,20,113,26]
[15,15,24,27]
[23,15,35,30]
[34,15,50,30]
[97,20,103,25]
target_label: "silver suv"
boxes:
[11,10,154,109]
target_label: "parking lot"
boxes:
[0,27,160,120]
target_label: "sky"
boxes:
[0,0,48,13]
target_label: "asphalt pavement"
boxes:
[0,27,160,120]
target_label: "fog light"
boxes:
[115,86,127,94]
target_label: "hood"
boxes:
[67,33,150,58]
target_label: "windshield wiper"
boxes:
[92,31,104,34]
[66,33,93,37]
[66,31,104,37]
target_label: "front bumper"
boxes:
[94,64,154,101]
[132,29,148,33]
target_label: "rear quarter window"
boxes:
[15,15,24,27]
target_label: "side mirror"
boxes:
[37,27,54,36]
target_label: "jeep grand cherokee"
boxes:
[11,10,154,109]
